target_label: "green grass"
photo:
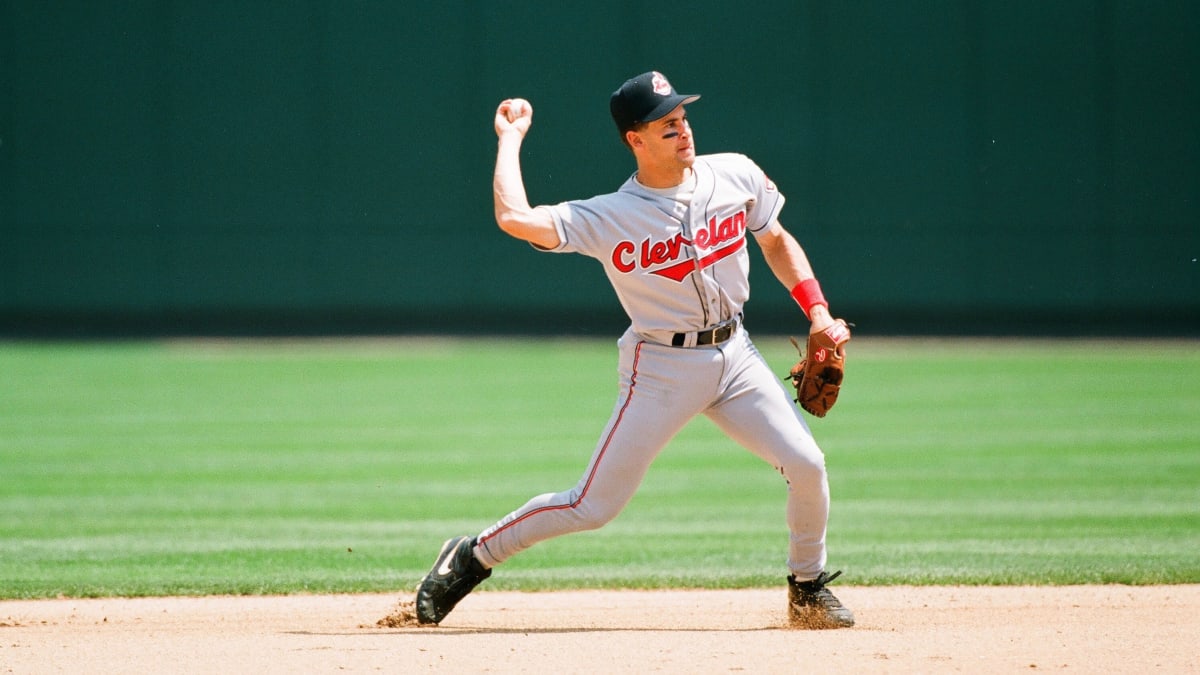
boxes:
[1,337,1197,598]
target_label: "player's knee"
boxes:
[569,496,624,531]
[780,452,827,489]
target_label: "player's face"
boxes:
[644,105,696,167]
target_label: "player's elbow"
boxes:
[495,213,535,243]
[494,210,525,237]
[495,208,559,249]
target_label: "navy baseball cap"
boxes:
[610,71,700,134]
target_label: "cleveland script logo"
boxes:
[611,211,747,282]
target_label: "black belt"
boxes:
[672,317,739,347]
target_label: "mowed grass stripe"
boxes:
[0,337,1196,597]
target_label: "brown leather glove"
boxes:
[788,319,851,417]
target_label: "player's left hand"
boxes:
[788,318,850,417]
[806,303,835,334]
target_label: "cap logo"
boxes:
[651,72,672,96]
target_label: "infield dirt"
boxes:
[2,586,1197,673]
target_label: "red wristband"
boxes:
[790,279,827,319]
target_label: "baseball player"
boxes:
[414,71,854,629]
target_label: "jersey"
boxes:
[539,153,784,343]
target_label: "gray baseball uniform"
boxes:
[473,153,831,580]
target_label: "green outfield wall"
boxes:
[2,2,1197,336]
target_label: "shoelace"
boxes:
[813,570,843,586]
[794,570,846,608]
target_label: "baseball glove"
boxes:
[788,319,851,417]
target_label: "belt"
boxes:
[671,316,740,347]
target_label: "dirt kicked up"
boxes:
[2,585,1197,673]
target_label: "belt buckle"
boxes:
[713,324,732,343]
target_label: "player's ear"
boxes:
[625,129,643,149]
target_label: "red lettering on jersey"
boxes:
[610,209,747,282]
[695,212,746,252]
[612,240,636,273]
[694,237,746,271]
[651,260,696,282]
[643,240,666,268]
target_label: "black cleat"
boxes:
[415,536,492,625]
[787,570,855,629]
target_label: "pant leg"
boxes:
[704,331,831,579]
[475,333,722,568]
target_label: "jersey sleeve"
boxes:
[700,153,786,235]
[537,196,624,260]
[529,204,570,252]
[743,156,786,234]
